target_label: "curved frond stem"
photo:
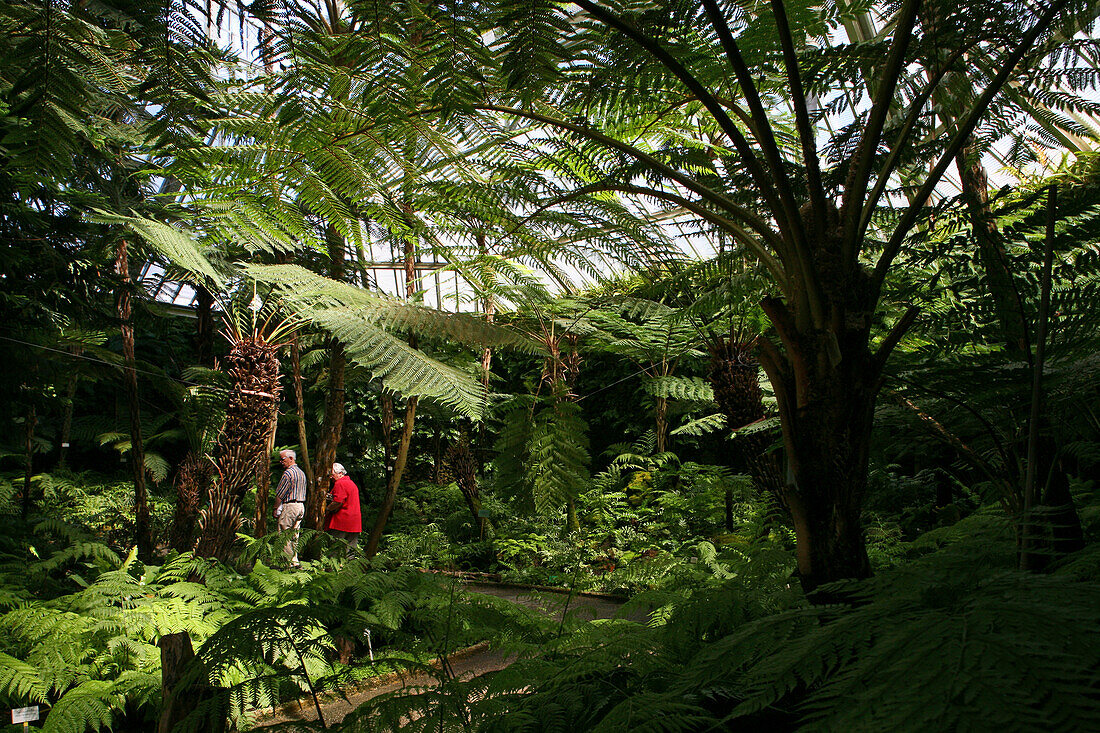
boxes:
[700,0,807,249]
[869,304,920,383]
[607,185,787,287]
[841,0,921,251]
[769,0,827,234]
[856,45,971,242]
[477,103,784,256]
[505,180,785,276]
[571,0,790,239]
[871,0,1075,299]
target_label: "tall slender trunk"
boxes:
[478,230,494,448]
[364,229,420,555]
[195,285,215,367]
[58,346,79,471]
[308,226,347,529]
[117,238,152,560]
[380,392,395,486]
[291,336,315,493]
[365,396,417,557]
[22,403,36,519]
[655,396,669,454]
[955,145,1032,363]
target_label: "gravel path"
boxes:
[256,582,634,728]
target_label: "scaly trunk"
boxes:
[755,203,901,593]
[655,396,668,454]
[447,430,488,533]
[117,239,152,560]
[169,452,208,552]
[707,334,785,514]
[253,414,278,537]
[193,335,282,560]
[781,385,876,592]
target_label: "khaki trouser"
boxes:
[277,502,305,564]
[327,529,360,558]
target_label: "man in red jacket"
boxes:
[324,462,361,558]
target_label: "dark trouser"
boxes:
[327,529,360,558]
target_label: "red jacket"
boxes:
[325,475,362,533]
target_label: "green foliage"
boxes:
[493,398,591,519]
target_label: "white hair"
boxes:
[332,462,347,475]
[281,449,296,460]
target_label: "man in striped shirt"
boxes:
[275,449,308,569]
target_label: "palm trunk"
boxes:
[117,238,152,560]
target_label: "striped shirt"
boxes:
[276,464,307,503]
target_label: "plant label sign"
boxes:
[12,706,39,723]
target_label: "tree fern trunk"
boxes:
[169,452,207,552]
[307,225,348,530]
[365,396,418,558]
[655,396,668,454]
[758,289,880,594]
[291,336,315,495]
[707,335,785,513]
[195,284,215,367]
[21,403,35,520]
[58,347,79,471]
[447,430,487,533]
[194,335,281,560]
[308,339,345,528]
[116,238,152,560]
[365,230,421,556]
[253,415,278,537]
